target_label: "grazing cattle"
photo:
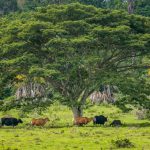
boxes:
[31,118,49,126]
[0,117,23,127]
[93,115,107,125]
[74,117,93,126]
[110,120,122,126]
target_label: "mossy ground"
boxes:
[0,104,150,150]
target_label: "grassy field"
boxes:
[0,103,150,150]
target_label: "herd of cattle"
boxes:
[74,115,122,126]
[0,115,122,127]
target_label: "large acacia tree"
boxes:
[0,3,150,117]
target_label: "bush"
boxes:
[135,108,150,120]
[112,138,134,148]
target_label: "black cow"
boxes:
[93,115,107,125]
[0,117,23,127]
[110,120,122,126]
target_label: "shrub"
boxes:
[135,108,150,120]
[112,138,134,148]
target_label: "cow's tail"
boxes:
[0,118,2,127]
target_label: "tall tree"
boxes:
[0,3,149,117]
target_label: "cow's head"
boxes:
[45,118,50,122]
[93,117,96,123]
[18,119,23,123]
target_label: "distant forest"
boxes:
[0,0,150,17]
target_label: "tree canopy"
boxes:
[0,3,150,116]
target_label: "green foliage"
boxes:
[84,0,150,17]
[80,0,150,17]
[115,74,150,110]
[105,0,127,10]
[112,138,134,148]
[135,0,150,17]
[0,0,18,15]
[79,0,106,8]
[24,0,77,9]
[1,0,150,17]
[0,3,149,112]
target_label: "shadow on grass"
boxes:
[123,122,150,128]
[0,122,150,129]
[45,122,150,128]
[0,125,106,129]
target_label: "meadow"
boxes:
[0,103,150,150]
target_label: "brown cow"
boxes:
[74,117,93,126]
[31,118,49,126]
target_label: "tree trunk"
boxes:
[72,106,83,119]
[128,0,134,14]
[128,0,135,65]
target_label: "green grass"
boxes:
[0,104,150,150]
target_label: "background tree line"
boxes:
[0,0,150,17]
